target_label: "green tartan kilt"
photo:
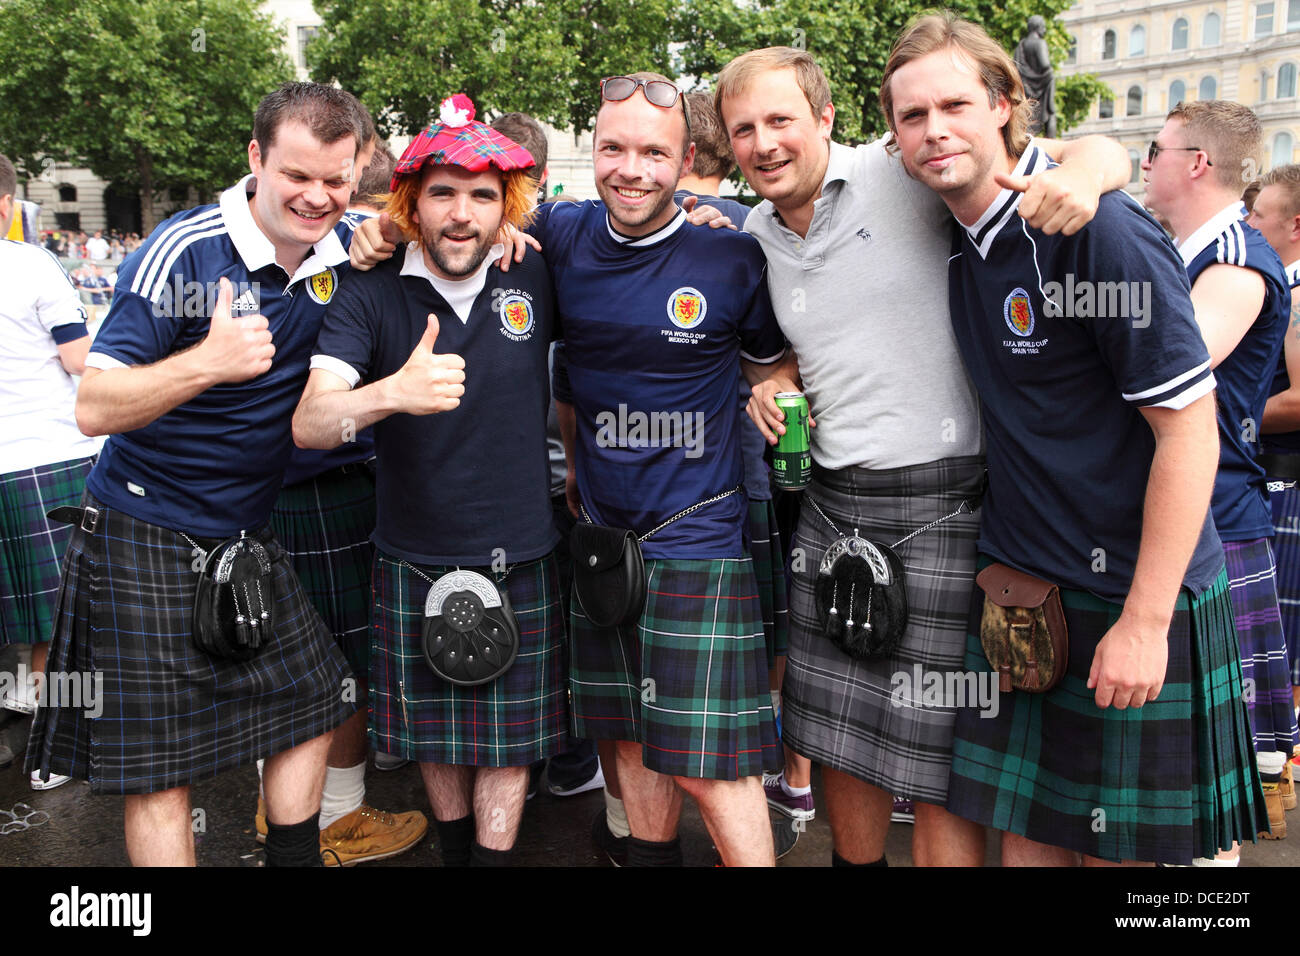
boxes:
[569,556,779,780]
[946,566,1268,864]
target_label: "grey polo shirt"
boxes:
[745,138,982,470]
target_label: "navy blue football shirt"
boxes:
[1182,204,1290,540]
[86,176,363,536]
[947,145,1224,601]
[533,200,785,559]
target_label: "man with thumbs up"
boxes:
[293,96,563,867]
[27,82,372,867]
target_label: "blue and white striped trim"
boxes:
[129,208,226,302]
[1122,360,1216,409]
[1214,219,1248,267]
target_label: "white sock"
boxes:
[319,762,366,829]
[1258,750,1286,777]
[604,790,631,839]
[256,759,264,800]
[1192,855,1240,867]
[780,773,811,798]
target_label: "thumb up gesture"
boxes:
[385,313,466,415]
[199,277,275,382]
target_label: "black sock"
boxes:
[470,841,514,866]
[436,815,474,867]
[626,835,683,867]
[832,850,887,867]
[265,812,321,867]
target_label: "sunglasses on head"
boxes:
[1147,140,1212,166]
[600,76,692,138]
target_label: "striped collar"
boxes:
[605,207,687,246]
[1176,201,1246,266]
[1286,258,1300,288]
[960,142,1049,260]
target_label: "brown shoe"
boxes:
[1282,761,1297,811]
[319,804,428,866]
[1259,782,1287,839]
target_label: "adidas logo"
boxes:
[231,287,261,314]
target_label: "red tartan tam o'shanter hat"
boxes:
[390,94,536,190]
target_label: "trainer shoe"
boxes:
[891,797,915,824]
[30,770,70,791]
[1283,759,1297,811]
[319,804,428,866]
[2,676,37,715]
[762,770,815,821]
[1260,782,1287,840]
[772,815,800,860]
[548,762,606,797]
[591,808,628,866]
[373,751,409,772]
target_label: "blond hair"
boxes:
[880,12,1033,158]
[1168,100,1262,190]
[1259,163,1300,217]
[713,47,832,129]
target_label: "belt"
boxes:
[1257,453,1300,482]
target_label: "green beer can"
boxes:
[772,392,812,491]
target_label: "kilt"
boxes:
[946,568,1268,864]
[782,456,983,804]
[369,551,567,767]
[25,493,357,795]
[569,556,778,780]
[1223,537,1299,753]
[0,457,95,646]
[268,464,376,676]
[1268,483,1300,685]
[747,497,789,668]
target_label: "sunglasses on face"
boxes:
[1148,140,1213,166]
[600,76,692,139]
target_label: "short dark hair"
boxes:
[0,153,16,200]
[491,112,548,175]
[252,82,365,157]
[355,143,396,210]
[684,92,734,180]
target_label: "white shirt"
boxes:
[0,240,103,472]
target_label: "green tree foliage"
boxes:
[309,0,677,137]
[0,0,294,232]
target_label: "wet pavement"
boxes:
[2,699,1299,867]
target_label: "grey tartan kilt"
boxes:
[782,455,983,805]
[26,493,357,795]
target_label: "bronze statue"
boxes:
[1014,15,1057,138]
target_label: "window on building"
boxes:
[1099,96,1115,119]
[1281,63,1298,97]
[1127,85,1143,115]
[1257,2,1276,37]
[1204,11,1221,46]
[1169,79,1187,106]
[1172,17,1190,49]
[1130,24,1147,56]
[1067,35,1078,64]
[57,185,77,202]
[1200,75,1218,99]
[1290,0,1300,30]
[1274,131,1295,167]
[1129,149,1141,183]
[1103,28,1117,59]
[296,25,320,69]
